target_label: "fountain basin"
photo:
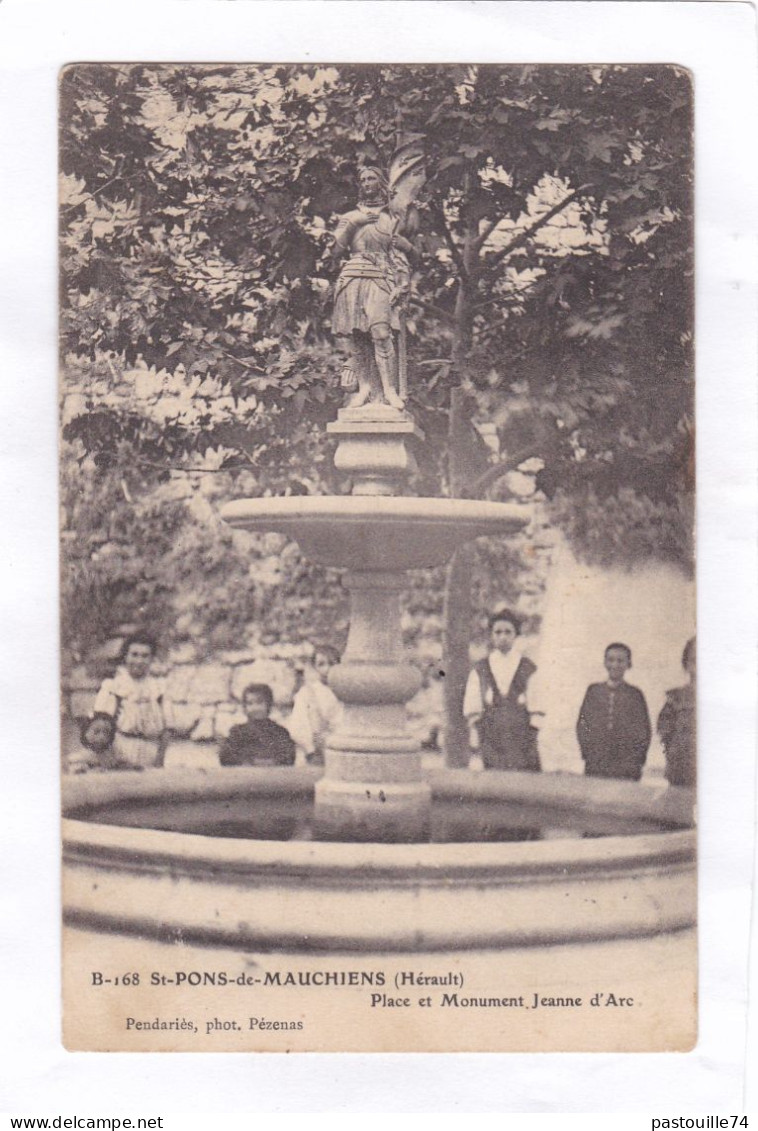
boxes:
[63,768,695,952]
[220,496,529,570]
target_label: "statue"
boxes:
[332,166,418,411]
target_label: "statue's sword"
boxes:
[397,306,408,401]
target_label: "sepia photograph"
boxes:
[57,60,699,1053]
[0,0,755,1116]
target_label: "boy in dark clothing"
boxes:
[576,643,651,781]
[219,683,296,767]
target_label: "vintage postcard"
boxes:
[59,61,696,1053]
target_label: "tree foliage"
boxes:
[59,63,693,668]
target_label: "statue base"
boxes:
[328,406,425,496]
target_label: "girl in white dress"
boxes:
[93,634,173,768]
[288,645,343,766]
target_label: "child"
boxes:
[657,637,696,788]
[576,643,651,781]
[219,683,296,767]
[93,633,168,768]
[463,609,541,772]
[65,713,139,773]
[288,645,342,766]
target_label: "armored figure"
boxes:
[332,166,417,410]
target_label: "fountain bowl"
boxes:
[220,496,530,570]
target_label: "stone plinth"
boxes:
[327,405,424,496]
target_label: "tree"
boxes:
[60,64,693,757]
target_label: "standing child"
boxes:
[288,645,342,766]
[219,684,296,767]
[576,643,651,781]
[93,633,169,768]
[657,637,696,788]
[463,610,541,772]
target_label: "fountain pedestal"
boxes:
[316,570,428,842]
[221,405,530,842]
[317,408,429,840]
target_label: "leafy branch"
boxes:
[426,202,468,279]
[481,184,592,272]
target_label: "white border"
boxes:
[1,0,756,1116]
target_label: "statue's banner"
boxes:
[389,131,427,215]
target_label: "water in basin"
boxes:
[68,792,685,844]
